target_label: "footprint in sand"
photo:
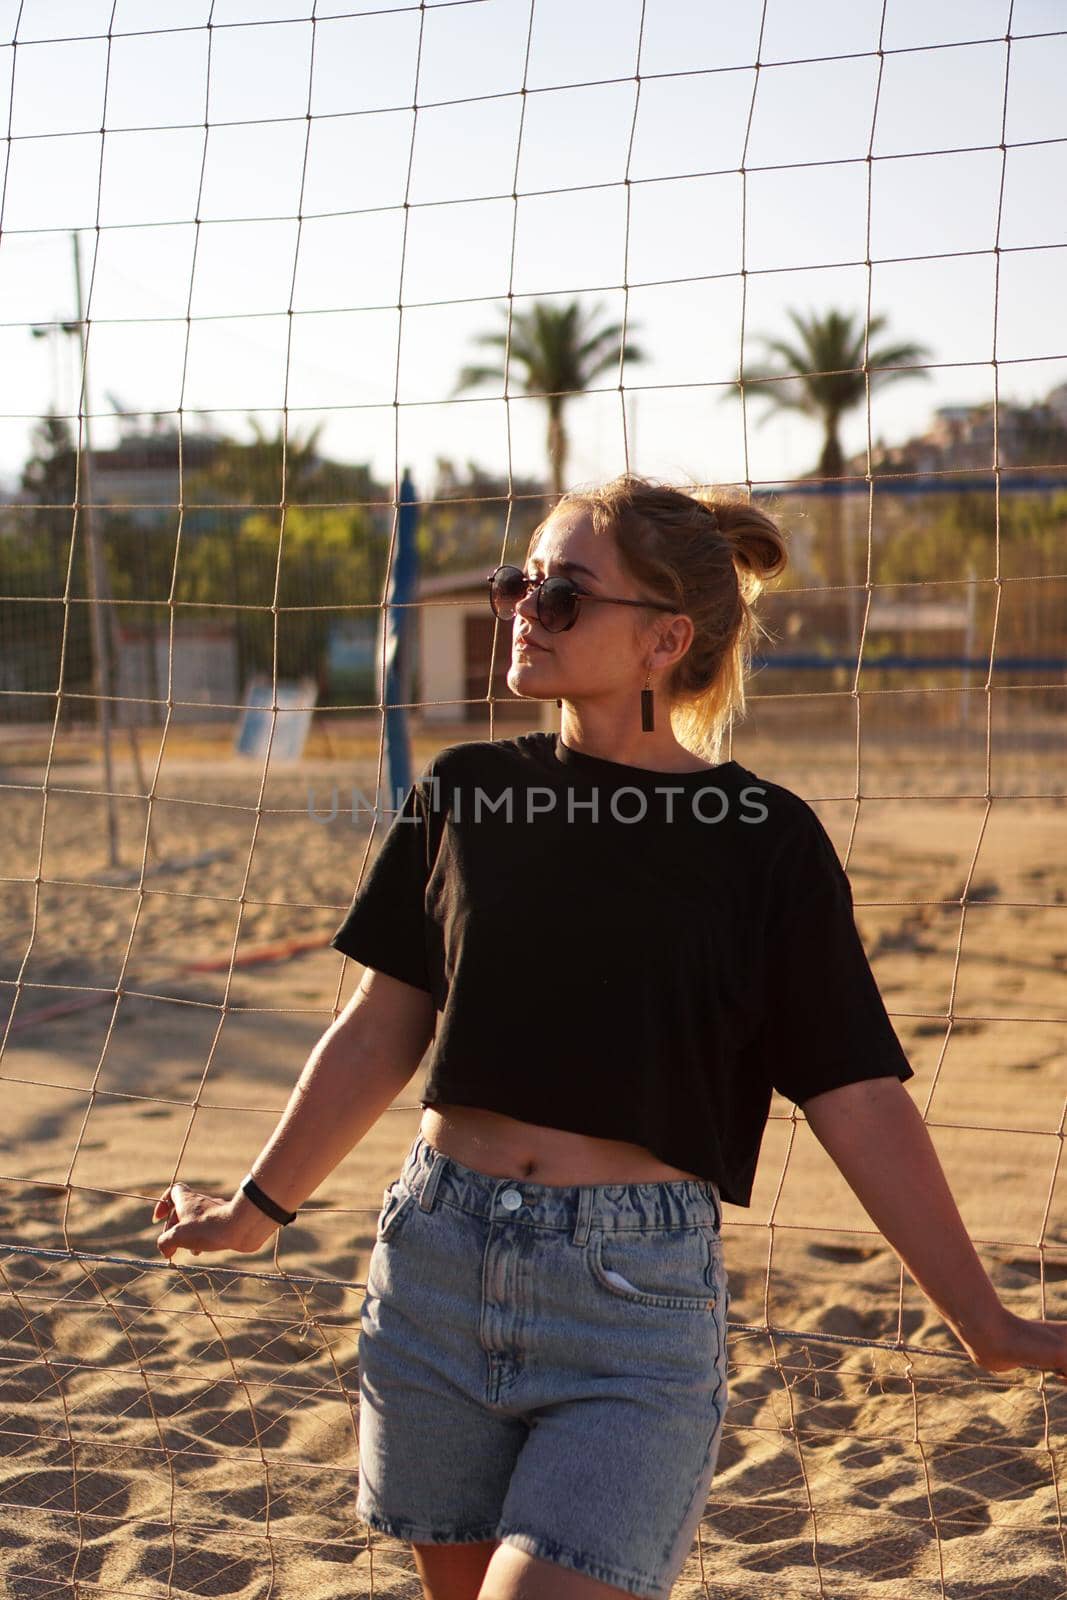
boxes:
[806,1241,885,1265]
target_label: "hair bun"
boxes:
[689,492,720,535]
[710,494,789,596]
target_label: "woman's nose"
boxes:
[514,583,539,623]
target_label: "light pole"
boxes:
[31,231,120,866]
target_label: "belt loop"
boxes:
[404,1132,423,1181]
[418,1149,446,1212]
[572,1184,594,1247]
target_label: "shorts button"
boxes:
[500,1189,522,1211]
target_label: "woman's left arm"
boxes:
[802,1075,1067,1380]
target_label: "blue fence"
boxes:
[753,472,1067,499]
[754,655,1067,670]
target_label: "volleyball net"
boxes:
[1,4,1066,1595]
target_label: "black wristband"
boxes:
[241,1173,298,1226]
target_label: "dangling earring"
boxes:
[640,669,654,733]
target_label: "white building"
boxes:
[415,566,555,731]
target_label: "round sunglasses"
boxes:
[487,565,681,634]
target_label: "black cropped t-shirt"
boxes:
[329,732,913,1207]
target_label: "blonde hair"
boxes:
[532,473,789,764]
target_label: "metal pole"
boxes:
[961,561,977,734]
[71,229,120,867]
[837,487,859,659]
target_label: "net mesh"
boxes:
[1,2,1066,1596]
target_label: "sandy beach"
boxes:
[1,713,1066,1598]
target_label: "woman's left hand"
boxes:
[959,1309,1067,1380]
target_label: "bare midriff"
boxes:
[419,1102,703,1187]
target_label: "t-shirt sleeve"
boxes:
[760,804,914,1106]
[329,768,435,992]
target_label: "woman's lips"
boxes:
[515,637,546,652]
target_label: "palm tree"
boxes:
[732,308,934,650]
[733,307,933,479]
[452,299,645,496]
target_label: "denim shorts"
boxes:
[356,1131,730,1600]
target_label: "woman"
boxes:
[153,475,1067,1600]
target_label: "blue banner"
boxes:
[382,469,419,805]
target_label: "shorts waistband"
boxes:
[399,1132,722,1247]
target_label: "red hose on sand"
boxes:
[6,934,339,1035]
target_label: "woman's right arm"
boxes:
[153,968,435,1260]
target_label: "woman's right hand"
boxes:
[152,1181,277,1262]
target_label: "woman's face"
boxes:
[505,509,660,706]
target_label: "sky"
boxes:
[0,0,1065,500]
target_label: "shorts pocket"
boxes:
[376,1179,418,1244]
[589,1225,722,1311]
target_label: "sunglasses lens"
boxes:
[490,567,525,619]
[489,567,579,631]
[538,576,578,632]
